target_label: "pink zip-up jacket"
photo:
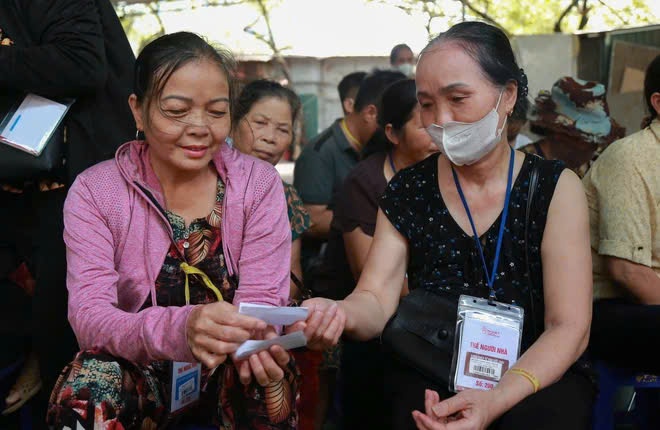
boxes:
[63,140,291,364]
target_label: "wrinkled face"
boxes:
[234,97,293,166]
[415,43,515,130]
[130,59,231,174]
[393,47,415,66]
[397,105,439,163]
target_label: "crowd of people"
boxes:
[1,1,659,429]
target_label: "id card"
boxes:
[450,295,524,392]
[169,362,201,413]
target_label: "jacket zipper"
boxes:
[221,175,235,277]
[133,181,188,262]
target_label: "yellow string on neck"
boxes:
[180,262,224,305]
[340,119,362,150]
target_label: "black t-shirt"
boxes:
[380,152,566,348]
[332,151,388,236]
[316,152,388,300]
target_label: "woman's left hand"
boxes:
[233,326,290,386]
[412,389,495,430]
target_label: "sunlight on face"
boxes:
[140,59,231,175]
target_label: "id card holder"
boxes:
[449,294,524,392]
[168,361,201,414]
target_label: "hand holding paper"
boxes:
[234,326,301,386]
[238,302,308,326]
[235,331,307,360]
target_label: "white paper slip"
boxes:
[235,331,307,360]
[238,302,308,326]
[0,94,72,156]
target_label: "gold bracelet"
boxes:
[508,368,540,393]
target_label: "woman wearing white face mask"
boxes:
[293,21,594,430]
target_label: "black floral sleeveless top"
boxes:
[380,153,565,347]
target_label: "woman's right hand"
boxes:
[186,301,267,368]
[288,297,346,351]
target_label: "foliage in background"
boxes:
[370,0,657,38]
[112,0,658,74]
[115,0,291,82]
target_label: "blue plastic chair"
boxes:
[592,360,660,430]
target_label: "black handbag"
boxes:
[0,5,66,181]
[380,157,542,387]
[381,288,459,386]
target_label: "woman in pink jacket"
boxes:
[47,32,299,429]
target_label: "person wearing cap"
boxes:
[520,76,625,178]
[584,54,660,374]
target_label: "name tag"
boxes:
[450,295,524,392]
[169,361,201,413]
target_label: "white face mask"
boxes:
[427,90,507,166]
[395,62,415,77]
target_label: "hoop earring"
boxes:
[135,129,141,141]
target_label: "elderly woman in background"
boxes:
[520,76,625,178]
[232,79,326,430]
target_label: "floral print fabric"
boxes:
[283,182,310,242]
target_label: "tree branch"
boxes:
[578,0,590,30]
[116,0,247,17]
[553,0,580,32]
[597,0,629,25]
[458,0,509,36]
[243,0,292,84]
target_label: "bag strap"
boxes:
[525,156,541,339]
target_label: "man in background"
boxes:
[337,71,366,117]
[294,69,404,296]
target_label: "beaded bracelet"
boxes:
[508,368,540,393]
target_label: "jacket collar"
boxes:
[114,140,237,206]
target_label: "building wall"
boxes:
[513,33,579,102]
[286,33,579,136]
[288,56,391,135]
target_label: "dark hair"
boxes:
[233,79,301,142]
[642,54,660,128]
[379,79,417,132]
[338,71,367,103]
[390,43,412,65]
[353,69,407,113]
[134,32,237,121]
[422,22,529,119]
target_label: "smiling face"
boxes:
[415,42,516,131]
[234,96,293,166]
[129,59,231,175]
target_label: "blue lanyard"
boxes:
[451,147,515,301]
[388,150,397,174]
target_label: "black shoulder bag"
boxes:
[0,5,67,181]
[381,158,541,386]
